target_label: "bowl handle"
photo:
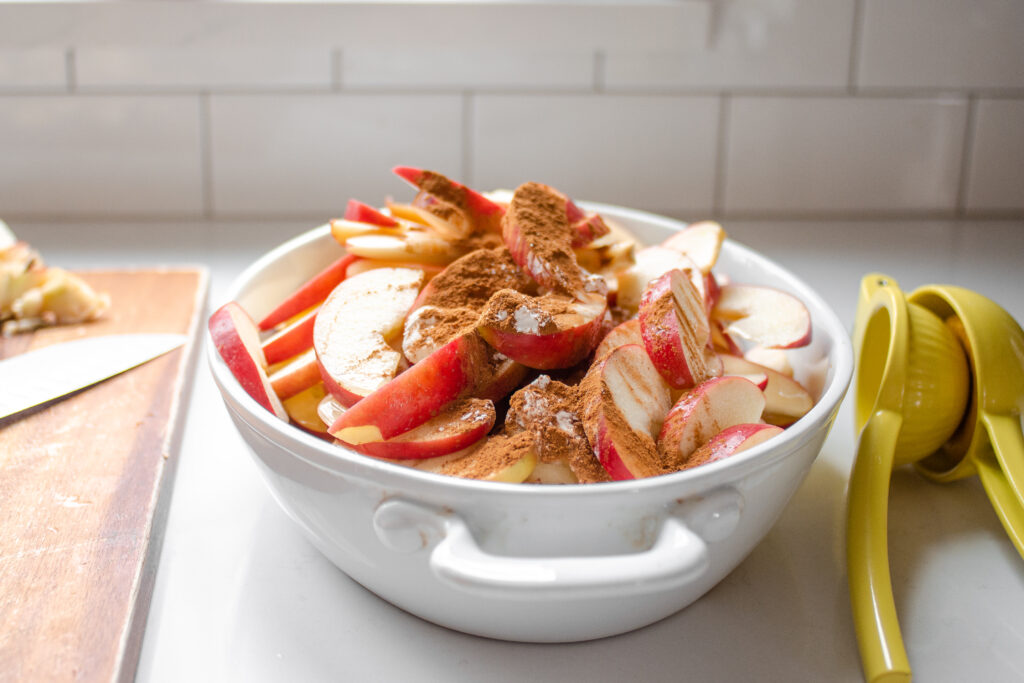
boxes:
[429,513,709,599]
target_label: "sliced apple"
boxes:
[268,347,321,400]
[257,253,357,331]
[477,290,607,370]
[683,423,784,470]
[579,344,673,480]
[343,231,464,266]
[744,346,794,377]
[660,220,725,273]
[317,390,346,427]
[616,246,704,313]
[501,182,603,298]
[261,305,317,365]
[402,304,479,364]
[720,354,813,426]
[638,269,714,390]
[657,376,767,468]
[335,398,495,460]
[393,166,505,233]
[709,318,743,356]
[330,331,493,444]
[344,199,399,227]
[432,431,538,483]
[343,257,444,282]
[476,353,531,403]
[313,267,424,405]
[282,383,329,434]
[328,218,407,243]
[411,246,534,312]
[0,219,15,249]
[209,301,288,420]
[712,284,812,349]
[594,317,643,361]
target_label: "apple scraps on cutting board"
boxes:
[0,268,207,683]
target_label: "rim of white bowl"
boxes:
[210,203,854,498]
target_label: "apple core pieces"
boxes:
[258,253,357,331]
[684,423,785,470]
[340,398,495,460]
[713,284,812,349]
[660,221,725,274]
[343,199,399,227]
[638,269,714,389]
[579,344,673,480]
[330,331,492,444]
[477,291,607,370]
[209,301,288,420]
[616,246,703,313]
[720,354,814,425]
[657,376,767,467]
[313,267,424,405]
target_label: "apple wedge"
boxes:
[427,432,538,483]
[209,301,288,420]
[744,346,794,377]
[257,253,357,331]
[616,246,704,313]
[393,166,505,234]
[712,284,812,349]
[344,199,399,227]
[282,383,329,435]
[638,269,714,389]
[328,218,407,243]
[269,347,322,400]
[579,344,673,480]
[343,258,444,282]
[261,305,317,365]
[402,304,480,364]
[411,246,534,313]
[657,376,766,468]
[683,423,784,470]
[477,290,607,370]
[720,354,813,427]
[660,221,725,274]
[313,267,424,405]
[329,331,493,445]
[343,231,465,266]
[336,398,495,460]
[593,317,642,361]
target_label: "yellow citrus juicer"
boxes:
[847,274,1024,683]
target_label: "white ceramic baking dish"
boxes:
[208,203,853,643]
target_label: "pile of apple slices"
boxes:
[210,168,816,484]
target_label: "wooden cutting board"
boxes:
[0,268,207,683]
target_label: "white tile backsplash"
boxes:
[859,0,1024,89]
[723,96,968,214]
[964,99,1024,213]
[0,49,67,90]
[75,47,333,90]
[472,94,719,216]
[0,95,203,217]
[0,2,1020,221]
[208,94,463,217]
[605,0,854,91]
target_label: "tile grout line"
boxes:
[593,50,606,93]
[954,93,978,218]
[64,47,76,93]
[331,48,343,92]
[199,92,214,219]
[712,93,731,217]
[847,0,866,94]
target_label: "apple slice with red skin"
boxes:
[333,398,495,460]
[209,301,288,420]
[579,344,673,480]
[392,166,505,234]
[744,346,794,377]
[261,305,317,365]
[712,284,812,349]
[344,199,399,227]
[660,221,725,274]
[257,253,358,331]
[684,423,785,470]
[616,246,704,313]
[638,269,714,390]
[269,347,321,400]
[330,331,493,445]
[328,218,407,243]
[657,375,767,468]
[420,431,538,483]
[314,267,424,406]
[720,354,813,426]
[477,291,608,370]
[344,230,465,266]
[594,317,642,361]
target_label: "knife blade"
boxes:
[0,333,187,421]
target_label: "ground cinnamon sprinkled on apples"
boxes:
[478,290,579,336]
[416,170,473,214]
[403,305,481,363]
[417,247,533,311]
[439,431,535,481]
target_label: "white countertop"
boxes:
[17,217,1024,682]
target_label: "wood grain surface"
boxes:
[0,268,207,683]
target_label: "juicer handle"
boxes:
[976,413,1024,558]
[847,410,912,683]
[430,515,709,599]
